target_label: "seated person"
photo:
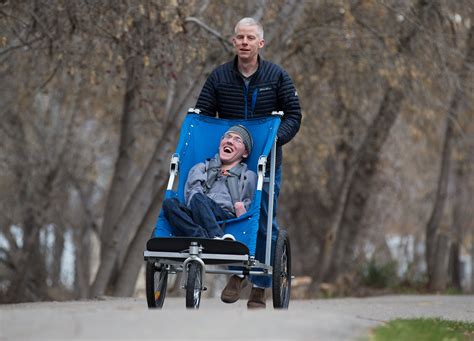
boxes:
[162,125,257,239]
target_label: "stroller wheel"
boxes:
[185,261,202,309]
[272,229,291,309]
[146,261,168,308]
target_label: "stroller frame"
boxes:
[143,110,291,309]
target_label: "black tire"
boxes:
[185,261,202,309]
[272,229,291,309]
[145,261,168,308]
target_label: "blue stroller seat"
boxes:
[152,112,280,256]
[144,110,291,309]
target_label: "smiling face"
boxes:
[219,132,248,167]
[232,24,265,63]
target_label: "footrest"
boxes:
[146,237,250,255]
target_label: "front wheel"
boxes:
[272,229,291,309]
[185,261,203,309]
[145,261,168,308]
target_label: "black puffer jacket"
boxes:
[196,56,302,167]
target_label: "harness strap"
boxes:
[204,157,245,211]
[204,158,220,192]
[226,166,244,206]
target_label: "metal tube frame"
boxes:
[166,154,179,190]
[181,242,205,290]
[144,251,272,271]
[265,138,277,266]
[146,260,272,278]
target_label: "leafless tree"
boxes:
[1,0,473,302]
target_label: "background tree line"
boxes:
[0,0,472,303]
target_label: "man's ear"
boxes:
[259,39,265,48]
[242,151,249,159]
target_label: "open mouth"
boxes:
[223,146,233,153]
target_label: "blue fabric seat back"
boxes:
[153,113,281,256]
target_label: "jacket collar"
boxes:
[232,55,262,79]
[210,154,247,174]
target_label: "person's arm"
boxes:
[184,163,207,207]
[235,170,258,216]
[276,70,302,146]
[195,71,218,117]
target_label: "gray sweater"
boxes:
[184,155,257,216]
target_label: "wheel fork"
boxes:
[181,242,206,291]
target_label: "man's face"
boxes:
[232,24,265,62]
[219,132,248,165]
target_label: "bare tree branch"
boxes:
[185,17,231,52]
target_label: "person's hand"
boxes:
[234,201,246,217]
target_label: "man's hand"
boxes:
[234,201,246,217]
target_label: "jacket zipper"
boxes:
[244,84,249,119]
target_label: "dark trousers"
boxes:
[162,193,233,238]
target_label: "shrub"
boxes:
[360,259,399,289]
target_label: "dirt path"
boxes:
[1,295,473,340]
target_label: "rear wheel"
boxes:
[145,261,168,308]
[185,261,202,309]
[272,229,291,309]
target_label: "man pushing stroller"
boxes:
[194,17,301,308]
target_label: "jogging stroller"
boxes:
[143,109,291,309]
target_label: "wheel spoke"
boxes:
[194,269,201,305]
[154,272,164,303]
[273,230,291,309]
[186,262,202,309]
[279,243,290,304]
[146,262,168,308]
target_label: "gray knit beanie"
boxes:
[226,125,253,154]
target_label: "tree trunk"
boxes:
[430,234,451,291]
[426,25,473,290]
[5,210,42,302]
[90,122,176,297]
[99,54,146,294]
[425,118,454,289]
[310,0,432,290]
[51,225,65,287]
[90,84,203,297]
[72,182,95,299]
[90,60,216,297]
[74,227,91,299]
[113,182,166,296]
[471,229,474,293]
[332,86,405,279]
[449,160,466,291]
[100,55,143,241]
[449,242,461,290]
[312,86,404,289]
